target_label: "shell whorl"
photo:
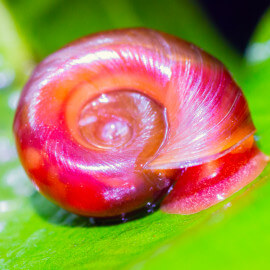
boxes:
[13,28,266,217]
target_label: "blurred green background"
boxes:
[0,0,270,269]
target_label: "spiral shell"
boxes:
[13,28,268,217]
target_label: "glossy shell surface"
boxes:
[13,28,268,217]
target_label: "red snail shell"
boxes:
[13,28,268,218]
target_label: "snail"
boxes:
[13,28,268,218]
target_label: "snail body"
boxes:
[13,28,268,217]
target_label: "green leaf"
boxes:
[242,8,270,154]
[0,1,269,269]
[0,0,33,85]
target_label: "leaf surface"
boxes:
[0,1,269,269]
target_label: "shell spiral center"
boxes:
[78,90,168,155]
